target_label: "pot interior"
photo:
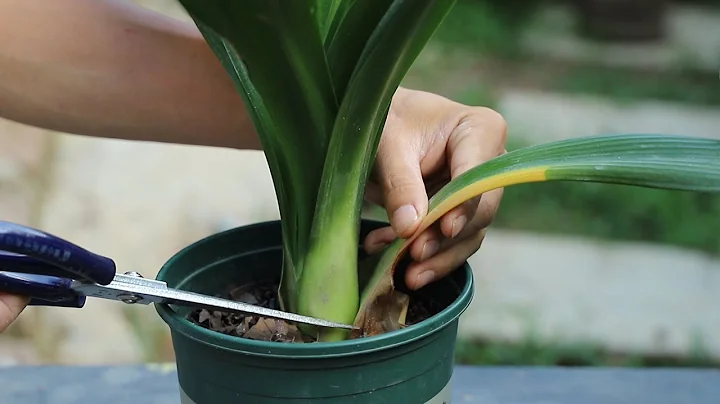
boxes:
[155,220,473,351]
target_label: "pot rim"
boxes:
[155,220,474,359]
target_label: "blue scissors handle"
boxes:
[0,221,358,330]
[0,220,116,284]
[0,271,84,308]
[0,220,118,308]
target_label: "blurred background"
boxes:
[1,0,718,368]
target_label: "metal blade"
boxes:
[74,272,357,330]
[161,288,357,330]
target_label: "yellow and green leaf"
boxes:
[354,134,720,335]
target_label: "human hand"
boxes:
[364,87,507,291]
[0,293,29,333]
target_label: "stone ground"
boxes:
[461,230,720,360]
[1,0,719,364]
[522,3,720,73]
[498,89,720,143]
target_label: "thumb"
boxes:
[375,146,428,238]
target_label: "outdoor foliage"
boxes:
[496,179,720,254]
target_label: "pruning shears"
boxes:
[0,220,356,330]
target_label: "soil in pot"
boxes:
[187,255,448,343]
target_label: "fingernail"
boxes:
[415,270,436,289]
[451,215,467,238]
[420,239,439,261]
[392,204,418,234]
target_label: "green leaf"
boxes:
[313,0,343,40]
[353,134,720,336]
[191,23,294,260]
[299,0,457,341]
[177,0,336,311]
[324,0,396,98]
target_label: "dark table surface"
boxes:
[0,364,718,403]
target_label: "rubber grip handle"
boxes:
[0,221,116,285]
[0,272,86,308]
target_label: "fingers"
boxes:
[405,227,488,291]
[439,107,507,238]
[439,196,479,239]
[408,225,442,262]
[364,226,396,254]
[404,188,500,290]
[365,97,507,291]
[364,181,384,207]
[365,187,503,284]
[0,293,29,333]
[365,225,442,262]
[374,134,428,239]
[470,187,504,231]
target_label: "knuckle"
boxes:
[471,227,489,246]
[469,107,508,142]
[473,196,502,230]
[384,172,420,193]
[455,107,507,147]
[462,196,482,217]
[451,161,475,178]
[475,213,494,230]
[461,224,489,248]
[476,106,506,127]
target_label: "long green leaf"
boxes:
[313,0,343,41]
[299,0,457,341]
[178,0,336,311]
[324,0,396,98]
[353,134,720,337]
[192,22,300,306]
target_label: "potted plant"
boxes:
[154,1,720,403]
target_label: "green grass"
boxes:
[552,65,720,107]
[455,338,720,368]
[495,181,720,255]
[429,0,526,59]
[425,0,720,107]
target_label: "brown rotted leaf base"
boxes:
[189,281,436,343]
[349,289,409,339]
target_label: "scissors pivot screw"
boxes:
[123,271,143,278]
[118,293,142,304]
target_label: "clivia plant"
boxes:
[153,1,720,403]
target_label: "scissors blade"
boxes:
[160,287,357,330]
[73,273,357,330]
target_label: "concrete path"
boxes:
[522,4,720,73]
[497,89,720,143]
[461,229,720,360]
[3,365,719,404]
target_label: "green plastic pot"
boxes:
[155,219,474,403]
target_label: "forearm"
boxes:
[0,0,260,150]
